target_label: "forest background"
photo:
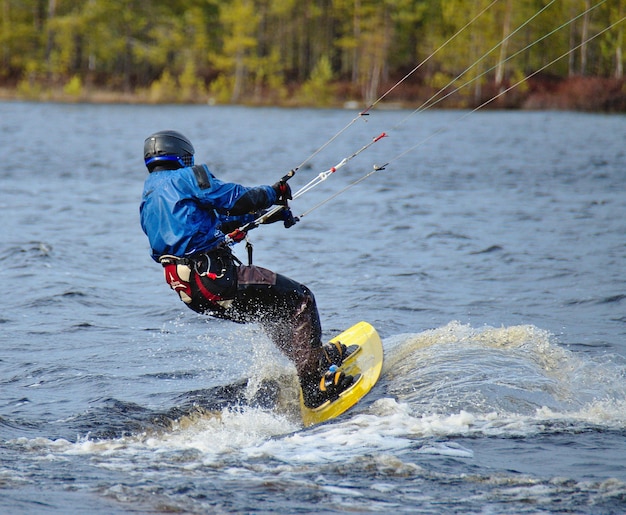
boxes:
[1,0,624,111]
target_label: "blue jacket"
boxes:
[140,164,276,261]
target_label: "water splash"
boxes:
[381,321,626,432]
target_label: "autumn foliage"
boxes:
[0,0,624,110]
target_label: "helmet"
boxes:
[144,130,195,172]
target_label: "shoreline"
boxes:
[2,76,624,112]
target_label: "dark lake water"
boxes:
[1,101,625,514]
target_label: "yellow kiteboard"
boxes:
[300,321,383,427]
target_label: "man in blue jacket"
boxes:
[140,130,354,409]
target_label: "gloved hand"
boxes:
[272,180,292,205]
[227,228,247,242]
[282,207,299,228]
[262,207,299,228]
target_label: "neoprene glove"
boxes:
[272,180,292,205]
[262,207,299,228]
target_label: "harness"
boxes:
[158,248,239,311]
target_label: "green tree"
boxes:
[212,0,260,102]
[299,54,334,105]
[0,0,623,107]
[1,0,46,81]
[610,0,624,78]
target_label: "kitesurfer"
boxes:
[140,130,355,408]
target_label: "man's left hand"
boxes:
[262,207,299,228]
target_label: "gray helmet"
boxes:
[144,130,195,172]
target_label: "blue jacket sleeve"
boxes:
[194,169,277,215]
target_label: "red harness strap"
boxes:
[193,272,223,303]
[161,253,229,308]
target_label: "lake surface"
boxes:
[1,101,625,514]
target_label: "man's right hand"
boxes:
[272,180,292,205]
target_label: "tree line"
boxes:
[1,0,624,107]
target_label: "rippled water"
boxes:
[1,101,625,514]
